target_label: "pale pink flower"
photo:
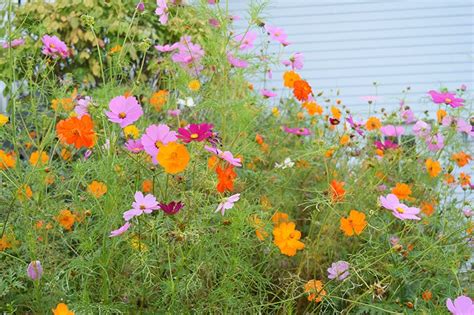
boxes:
[446,295,474,315]
[282,52,303,70]
[234,31,257,50]
[215,193,240,215]
[2,38,25,49]
[260,89,277,98]
[380,125,404,137]
[155,0,169,25]
[123,191,160,221]
[141,124,177,164]
[204,145,242,167]
[109,222,131,237]
[264,25,288,45]
[379,194,421,220]
[227,52,248,68]
[106,96,143,128]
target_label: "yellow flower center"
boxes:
[49,43,55,48]
[155,141,163,149]
[445,98,452,104]
[118,112,127,119]
[396,207,405,214]
[190,133,199,139]
[140,204,146,210]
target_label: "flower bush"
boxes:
[0,1,473,314]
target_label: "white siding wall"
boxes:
[229,0,474,115]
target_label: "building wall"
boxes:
[229,0,474,116]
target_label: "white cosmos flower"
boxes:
[275,157,294,169]
[177,97,195,107]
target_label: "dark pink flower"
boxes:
[41,35,69,59]
[159,201,184,215]
[375,140,398,151]
[177,123,214,143]
[428,90,464,108]
[136,1,145,11]
[283,126,311,136]
[106,95,143,128]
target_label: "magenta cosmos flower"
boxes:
[379,194,421,220]
[380,125,404,137]
[283,126,311,136]
[327,261,350,281]
[234,31,257,50]
[124,139,144,153]
[155,43,179,52]
[141,124,177,164]
[155,0,169,25]
[375,140,398,151]
[264,25,289,45]
[106,95,143,128]
[177,123,213,143]
[446,295,474,315]
[159,201,184,215]
[227,52,248,68]
[2,38,25,49]
[260,89,277,98]
[123,191,160,221]
[109,221,131,237]
[41,35,69,59]
[204,145,242,167]
[282,52,303,70]
[27,261,43,280]
[428,90,464,108]
[215,193,240,216]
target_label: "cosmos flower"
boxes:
[425,133,444,152]
[106,95,143,128]
[74,96,92,118]
[155,0,169,25]
[171,36,205,73]
[283,126,311,136]
[2,38,25,49]
[141,124,178,164]
[379,194,421,220]
[375,140,398,151]
[159,201,184,215]
[428,90,464,108]
[156,142,190,174]
[109,222,131,237]
[41,35,69,59]
[177,97,195,107]
[412,120,431,138]
[446,295,474,315]
[282,52,303,70]
[52,303,74,315]
[215,193,240,215]
[56,115,96,149]
[234,31,258,50]
[273,221,305,256]
[260,89,277,98]
[177,123,214,143]
[327,261,350,281]
[204,145,242,167]
[124,139,144,153]
[154,43,179,52]
[340,210,367,236]
[123,191,160,221]
[346,116,364,136]
[227,52,248,68]
[265,25,289,45]
[380,125,404,137]
[275,157,295,169]
[27,261,43,280]
[401,109,415,123]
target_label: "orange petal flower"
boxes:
[340,210,367,236]
[0,150,16,169]
[56,209,76,231]
[87,181,107,198]
[272,221,305,256]
[52,302,75,315]
[157,142,190,174]
[29,150,49,166]
[425,159,441,177]
[56,115,96,149]
[283,70,301,88]
[293,80,312,101]
[330,180,346,202]
[391,183,412,200]
[304,280,326,302]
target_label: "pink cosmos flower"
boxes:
[204,145,242,167]
[463,208,472,218]
[425,133,444,152]
[141,124,178,164]
[154,43,179,52]
[375,140,398,151]
[379,194,421,220]
[155,0,169,25]
[401,109,415,124]
[159,201,184,215]
[442,116,474,137]
[446,295,474,315]
[227,52,248,68]
[264,25,288,45]
[123,191,160,221]
[412,120,431,138]
[346,116,364,136]
[168,109,181,116]
[177,123,214,143]
[215,193,240,215]
[74,96,92,118]
[380,125,404,137]
[208,0,217,4]
[124,139,144,153]
[2,38,25,49]
[234,31,257,50]
[209,18,220,28]
[109,221,131,237]
[27,261,43,281]
[428,90,464,108]
[327,261,350,281]
[283,126,311,136]
[41,35,69,59]
[282,52,304,70]
[106,96,143,128]
[84,150,92,160]
[260,89,277,98]
[171,36,205,74]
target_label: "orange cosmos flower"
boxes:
[60,148,72,161]
[365,117,382,130]
[17,184,33,202]
[56,209,76,230]
[391,183,412,200]
[330,180,346,202]
[252,215,268,241]
[340,134,350,145]
[87,181,107,198]
[142,179,153,193]
[459,173,471,187]
[188,80,201,91]
[436,109,447,123]
[283,70,301,88]
[304,280,326,303]
[157,142,190,174]
[451,151,471,167]
[56,115,96,149]
[422,290,433,302]
[425,159,441,177]
[0,150,16,169]
[208,155,219,170]
[108,44,122,55]
[330,106,342,120]
[149,90,168,111]
[216,165,237,193]
[444,173,455,184]
[293,79,312,101]
[271,211,289,225]
[273,221,305,256]
[340,210,367,236]
[52,302,75,315]
[29,150,49,166]
[302,101,323,116]
[421,201,435,217]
